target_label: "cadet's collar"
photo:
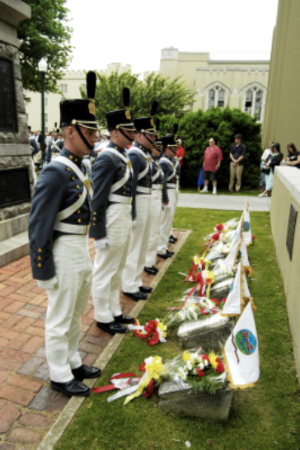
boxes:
[108,140,126,154]
[61,148,82,167]
[133,141,149,154]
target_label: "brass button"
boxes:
[69,155,73,159]
[67,167,71,171]
[77,210,81,214]
[93,223,96,226]
[89,201,91,205]
[123,185,126,188]
[38,248,42,253]
[76,185,80,189]
[78,218,81,223]
[75,158,78,162]
[123,191,126,194]
[38,263,42,268]
[115,146,118,150]
[72,176,75,181]
[38,256,41,260]
[146,184,149,187]
[93,217,96,221]
[79,194,81,198]
[94,212,96,215]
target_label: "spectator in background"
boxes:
[200,137,222,194]
[260,141,274,190]
[176,138,185,178]
[259,142,283,197]
[229,134,247,192]
[286,143,300,169]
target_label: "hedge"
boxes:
[158,107,263,190]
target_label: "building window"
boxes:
[60,84,68,94]
[244,87,263,121]
[207,86,226,109]
[45,97,48,108]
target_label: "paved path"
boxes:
[178,193,270,211]
[0,231,184,450]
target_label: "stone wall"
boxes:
[0,41,33,222]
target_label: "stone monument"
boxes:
[0,0,33,267]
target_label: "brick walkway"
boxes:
[0,230,183,449]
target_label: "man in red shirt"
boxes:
[200,138,222,194]
[176,139,185,176]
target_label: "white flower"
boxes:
[186,361,193,371]
[199,362,204,370]
[204,359,208,367]
[178,367,188,380]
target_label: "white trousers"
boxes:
[169,188,180,237]
[92,204,132,323]
[145,190,162,268]
[158,189,177,254]
[45,235,93,382]
[122,195,152,293]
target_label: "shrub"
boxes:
[159,108,262,190]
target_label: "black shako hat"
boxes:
[161,123,179,149]
[60,71,98,130]
[134,101,158,135]
[106,88,135,131]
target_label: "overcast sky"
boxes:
[66,0,279,75]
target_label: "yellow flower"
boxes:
[208,350,218,369]
[183,351,191,362]
[157,321,167,338]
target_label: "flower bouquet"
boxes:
[165,297,223,330]
[128,318,167,346]
[161,348,227,394]
[214,218,239,232]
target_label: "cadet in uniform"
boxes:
[29,72,101,398]
[169,143,181,244]
[157,124,179,259]
[90,88,135,335]
[122,102,158,301]
[144,119,164,275]
[46,130,64,163]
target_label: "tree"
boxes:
[18,0,73,93]
[81,71,195,127]
[159,107,262,190]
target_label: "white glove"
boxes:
[132,219,137,227]
[37,276,58,290]
[94,237,110,249]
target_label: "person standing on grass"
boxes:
[29,72,101,398]
[200,137,222,194]
[229,134,247,192]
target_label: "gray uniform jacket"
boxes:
[159,154,176,203]
[89,141,132,240]
[151,155,164,190]
[128,142,152,220]
[29,148,91,280]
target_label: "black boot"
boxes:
[144,266,158,275]
[114,314,135,324]
[72,365,102,381]
[96,321,127,335]
[140,286,153,294]
[123,291,147,301]
[166,250,174,256]
[157,252,170,259]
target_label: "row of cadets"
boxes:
[90,88,136,335]
[144,119,164,275]
[121,102,159,301]
[157,124,179,258]
[28,71,101,398]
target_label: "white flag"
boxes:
[230,213,243,249]
[223,301,259,389]
[221,263,251,317]
[243,203,252,246]
[224,236,240,268]
[240,237,250,267]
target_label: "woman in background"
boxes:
[286,143,300,169]
[259,143,282,197]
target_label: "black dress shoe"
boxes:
[157,252,170,259]
[169,236,176,244]
[96,321,126,335]
[123,291,147,301]
[72,364,102,381]
[170,235,178,242]
[167,250,174,256]
[144,266,158,275]
[51,379,91,397]
[114,314,135,324]
[140,286,153,294]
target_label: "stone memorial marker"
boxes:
[210,277,233,300]
[0,0,33,266]
[286,204,297,260]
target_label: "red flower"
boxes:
[252,235,256,241]
[216,362,224,373]
[222,297,226,303]
[200,307,208,315]
[196,368,205,377]
[212,306,218,314]
[202,354,210,363]
[212,232,221,241]
[215,224,224,231]
[144,320,158,335]
[212,298,220,306]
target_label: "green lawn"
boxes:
[56,209,300,450]
[180,188,261,197]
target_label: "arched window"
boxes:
[208,86,226,109]
[244,87,263,121]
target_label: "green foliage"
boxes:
[187,373,224,395]
[81,71,194,127]
[18,0,73,92]
[159,107,262,190]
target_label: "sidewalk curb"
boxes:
[37,228,192,450]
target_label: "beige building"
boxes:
[263,0,300,153]
[159,48,270,122]
[25,63,132,132]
